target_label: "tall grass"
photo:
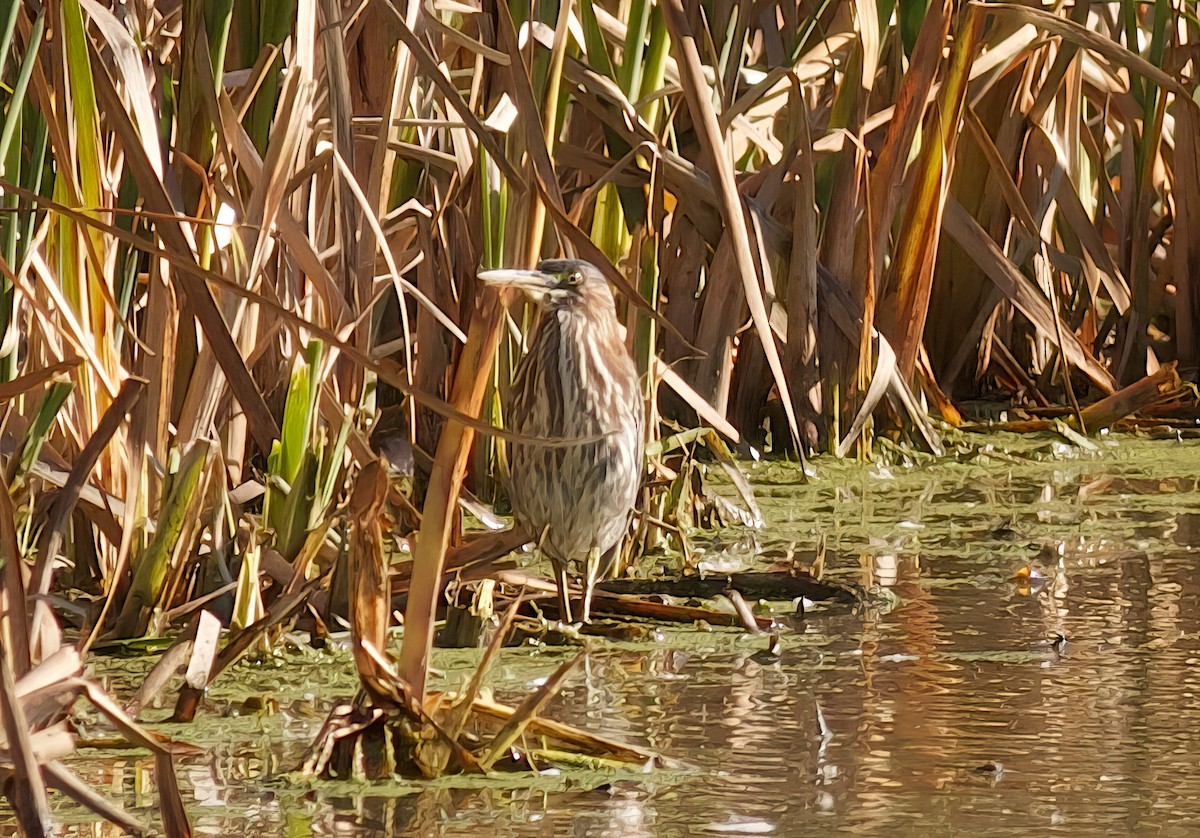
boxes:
[0,0,1194,814]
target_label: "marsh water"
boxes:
[47,433,1200,835]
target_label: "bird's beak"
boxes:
[477,268,554,293]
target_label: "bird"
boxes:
[478,258,644,623]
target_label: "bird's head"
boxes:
[478,259,613,313]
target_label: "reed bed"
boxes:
[0,0,1194,826]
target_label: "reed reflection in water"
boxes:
[43,439,1200,836]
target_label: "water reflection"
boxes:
[38,437,1200,834]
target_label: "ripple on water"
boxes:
[35,435,1200,836]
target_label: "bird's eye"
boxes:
[567,271,583,286]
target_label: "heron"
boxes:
[479,259,644,623]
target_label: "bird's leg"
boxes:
[538,526,573,624]
[581,546,602,623]
[552,558,573,624]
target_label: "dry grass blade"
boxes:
[654,360,741,444]
[0,359,81,401]
[815,266,942,453]
[835,337,896,458]
[1167,12,1200,368]
[444,593,524,741]
[0,476,31,676]
[73,678,195,758]
[316,0,360,325]
[236,73,313,302]
[180,610,221,700]
[701,430,764,526]
[77,0,162,174]
[353,640,484,776]
[0,635,51,835]
[31,376,145,644]
[409,594,525,778]
[329,150,467,342]
[87,52,281,449]
[887,5,981,378]
[494,0,569,221]
[962,106,1042,242]
[398,290,508,702]
[43,761,148,835]
[348,460,393,707]
[154,750,192,838]
[661,0,803,450]
[379,0,526,191]
[471,695,664,766]
[867,0,952,252]
[214,90,352,323]
[978,2,1197,106]
[1052,171,1131,314]
[480,650,585,770]
[173,580,321,722]
[124,618,201,718]
[943,198,1116,393]
[783,84,820,444]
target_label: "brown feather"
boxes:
[507,262,644,571]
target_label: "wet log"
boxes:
[494,570,776,629]
[589,593,775,630]
[596,571,860,603]
[964,363,1184,434]
[1075,362,1182,432]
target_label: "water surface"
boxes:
[52,434,1200,835]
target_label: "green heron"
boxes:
[480,259,644,623]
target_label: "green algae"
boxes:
[35,433,1200,835]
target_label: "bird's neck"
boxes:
[521,303,638,434]
[553,304,622,352]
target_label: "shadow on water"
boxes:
[39,434,1200,835]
